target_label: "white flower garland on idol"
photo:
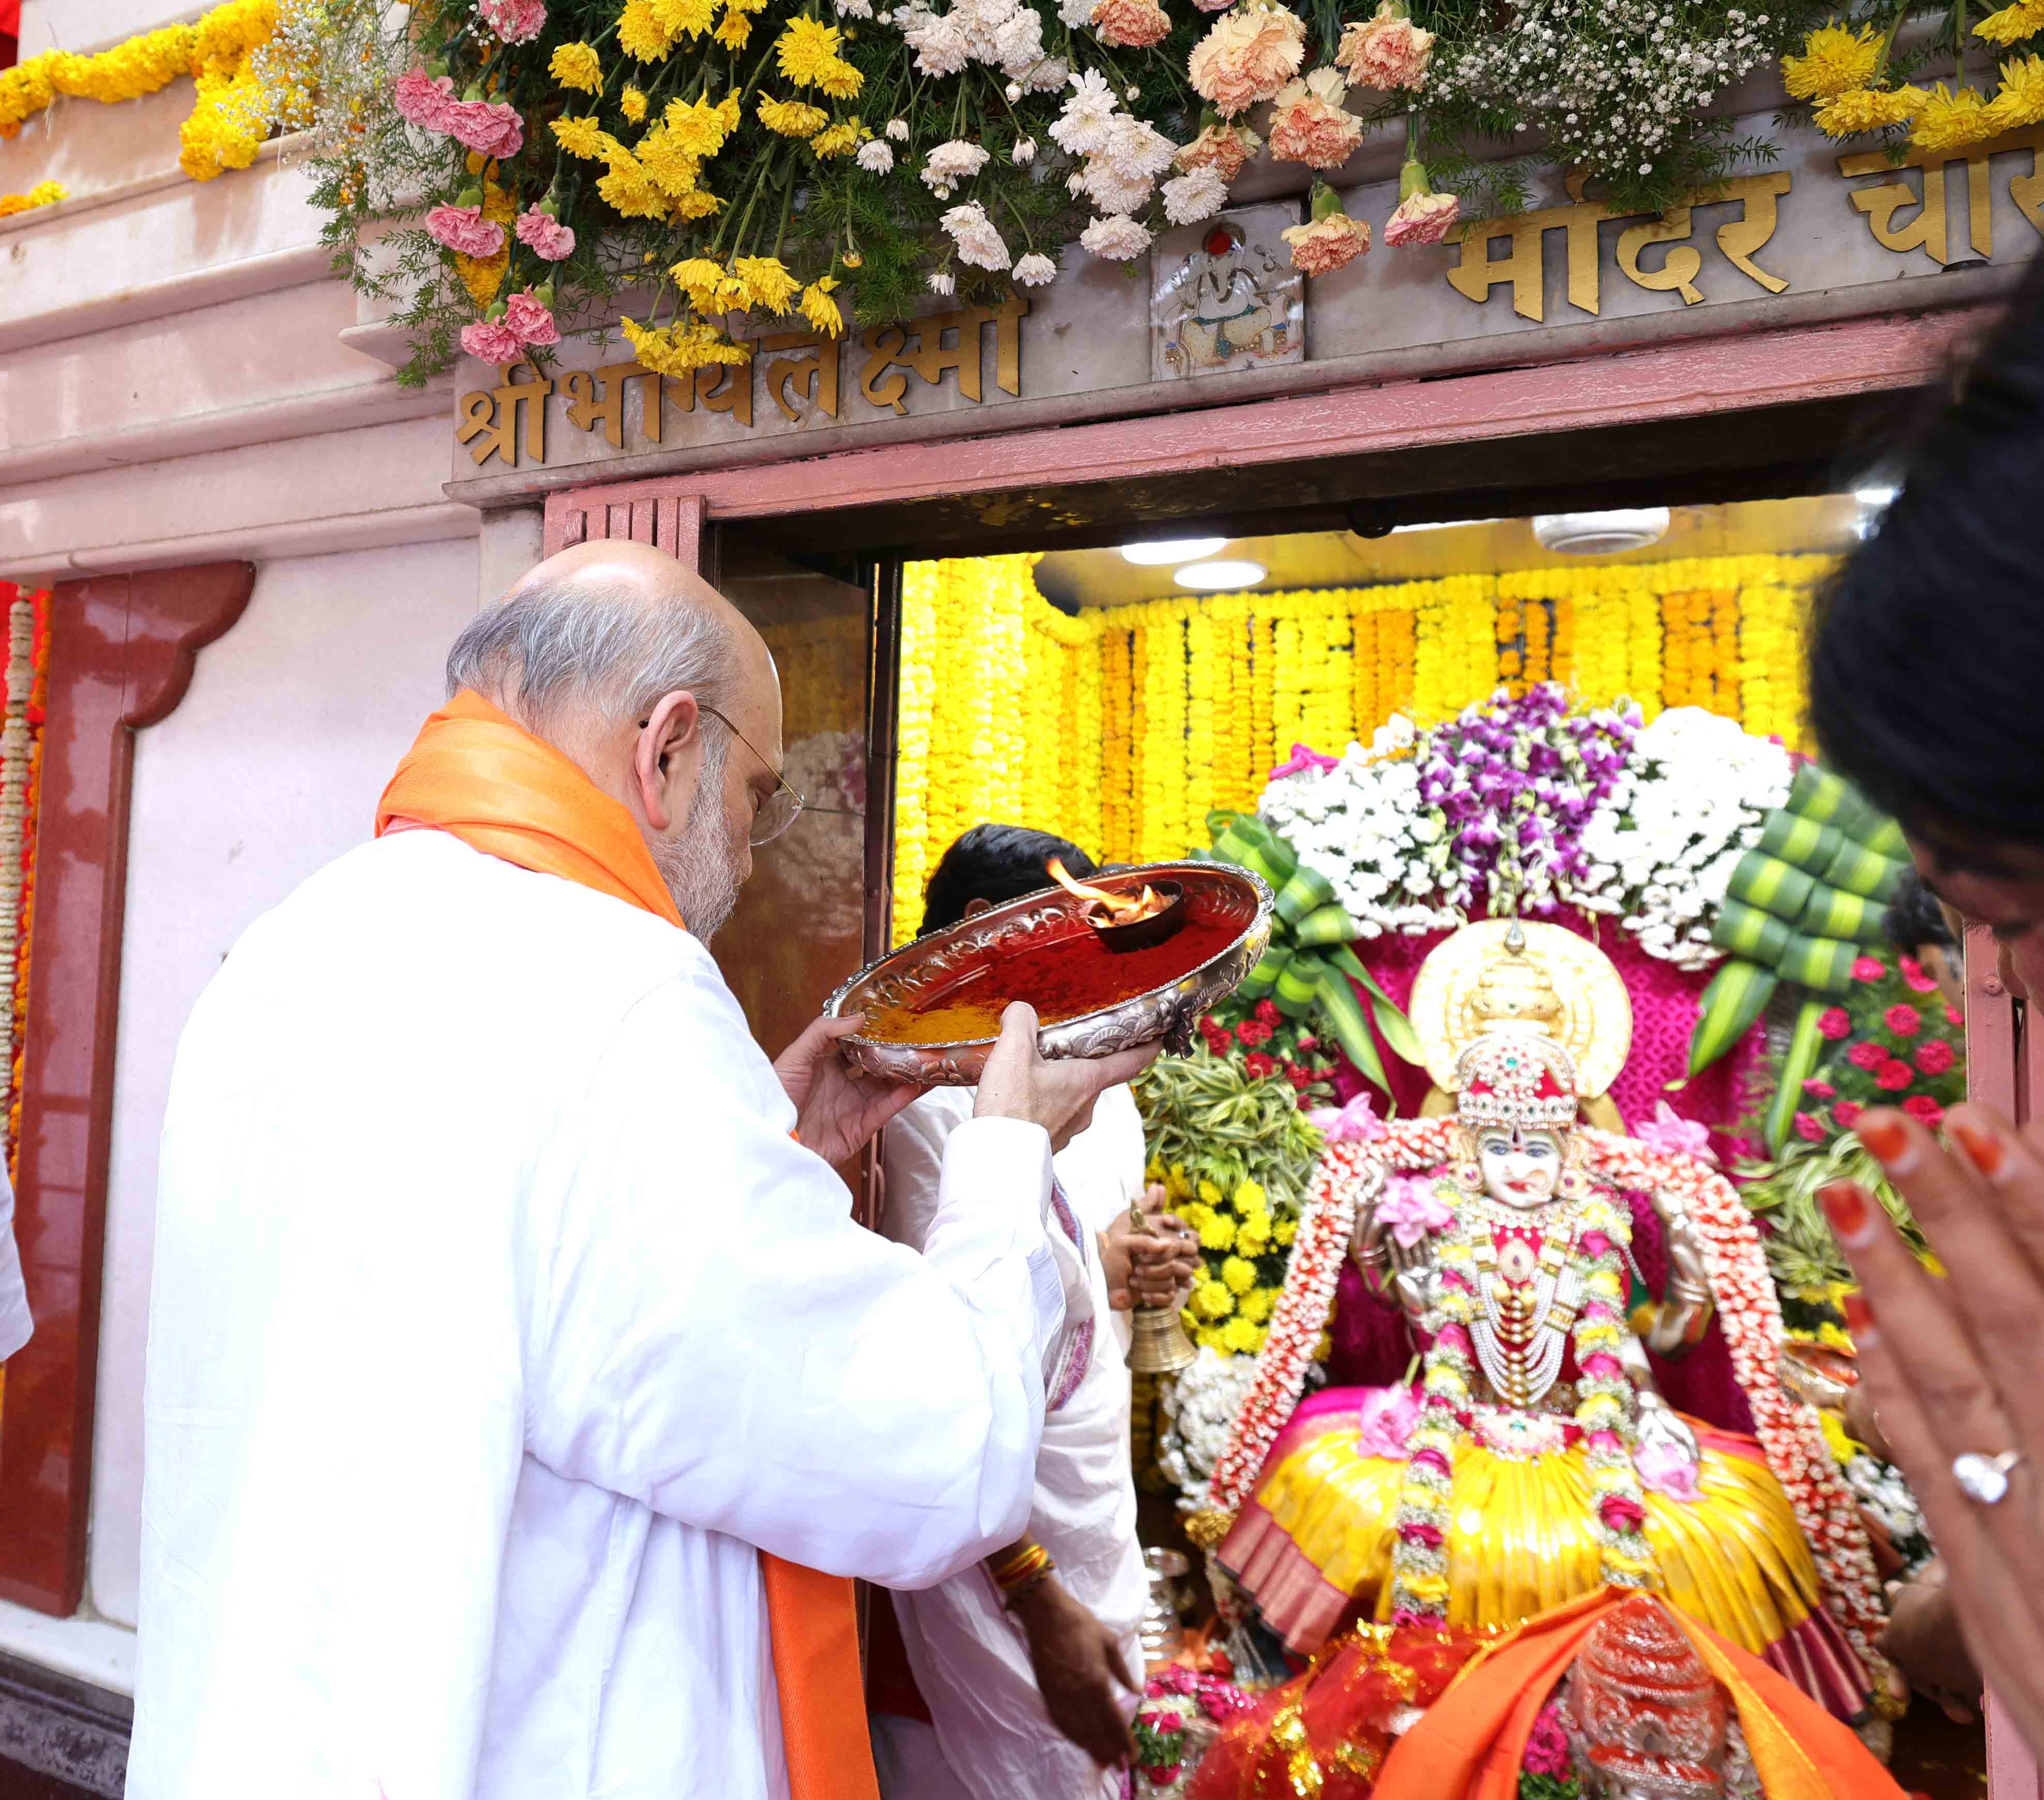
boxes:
[1560,708,1793,972]
[1157,1347,1268,1514]
[0,592,34,1119]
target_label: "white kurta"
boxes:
[874,1086,1148,1800]
[129,829,1066,1800]
[0,1166,29,1362]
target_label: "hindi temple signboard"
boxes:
[449,115,2044,491]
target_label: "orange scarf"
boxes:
[1373,1588,1907,1800]
[377,691,878,1800]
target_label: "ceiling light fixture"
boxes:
[1174,558,1268,591]
[1389,518,1487,535]
[1530,508,1671,556]
[1120,536,1227,565]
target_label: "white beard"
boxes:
[654,774,745,943]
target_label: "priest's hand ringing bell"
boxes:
[975,1002,1161,1153]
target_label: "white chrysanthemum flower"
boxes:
[1058,0,1094,24]
[920,137,991,195]
[1080,211,1153,258]
[1101,112,1176,177]
[1161,162,1228,223]
[856,138,895,172]
[1050,67,1119,155]
[993,7,1043,70]
[1013,249,1058,284]
[833,0,873,16]
[1080,159,1155,213]
[1024,54,1070,89]
[942,199,1013,269]
[928,268,956,294]
[886,116,911,140]
[1012,134,1038,163]
[902,5,970,74]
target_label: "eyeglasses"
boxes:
[639,704,806,846]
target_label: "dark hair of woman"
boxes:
[1806,250,2044,868]
[918,824,1097,936]
[1883,867,1959,953]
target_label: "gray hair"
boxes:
[445,567,736,734]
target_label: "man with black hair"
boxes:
[872,824,1200,1799]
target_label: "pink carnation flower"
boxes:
[1175,120,1261,179]
[1092,0,1172,47]
[1281,209,1369,273]
[1818,1006,1852,1039]
[1852,955,1888,983]
[393,67,458,131]
[1793,1110,1825,1142]
[460,317,526,364]
[1335,1,1434,90]
[504,289,560,346]
[1915,1038,1956,1076]
[1189,3,1307,116]
[479,0,547,41]
[443,98,526,159]
[425,204,507,257]
[1899,955,1941,995]
[1903,1094,1946,1127]
[1384,187,1461,245]
[1847,1040,1887,1071]
[1523,1702,1573,1778]
[1803,1079,1836,1100]
[1885,1003,1924,1038]
[1946,1003,1964,1028]
[1835,1101,1864,1128]
[1875,1059,1914,1092]
[515,207,577,260]
[1268,69,1363,169]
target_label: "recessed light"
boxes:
[1530,509,1671,556]
[1174,558,1268,591]
[1390,518,1487,535]
[1853,485,1899,508]
[1121,537,1227,565]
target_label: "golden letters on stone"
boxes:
[457,125,2044,469]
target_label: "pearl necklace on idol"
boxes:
[1463,1192,1586,1411]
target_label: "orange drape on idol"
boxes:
[377,689,879,1800]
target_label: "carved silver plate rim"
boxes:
[825,861,1274,1087]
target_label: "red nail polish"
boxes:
[1856,1117,1909,1165]
[1954,1119,2007,1178]
[1821,1181,1873,1244]
[1842,1290,1878,1343]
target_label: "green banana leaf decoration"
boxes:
[1200,811,1421,1099]
[1684,764,1912,1149]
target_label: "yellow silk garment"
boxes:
[1252,1430,1821,1655]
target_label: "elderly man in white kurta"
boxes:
[128,541,1153,1800]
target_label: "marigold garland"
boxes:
[0,586,49,1186]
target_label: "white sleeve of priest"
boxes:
[0,1167,29,1363]
[528,974,1061,1590]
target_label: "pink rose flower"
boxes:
[1580,1351,1623,1377]
[1384,187,1461,245]
[1358,1384,1420,1457]
[503,288,560,346]
[393,67,458,131]
[479,0,546,41]
[1634,1438,1702,1502]
[1335,1,1434,90]
[460,317,526,364]
[1899,955,1941,995]
[1092,0,1172,45]
[1268,69,1363,169]
[1847,1040,1887,1071]
[426,203,508,257]
[1189,3,1308,116]
[1409,1446,1450,1476]
[1397,1519,1445,1548]
[1915,1038,1956,1076]
[1793,1110,1825,1142]
[1634,1099,1715,1165]
[1281,209,1370,273]
[1885,1003,1924,1038]
[1818,1006,1852,1039]
[1175,120,1261,179]
[1308,1091,1382,1142]
[1375,1173,1452,1247]
[1903,1094,1945,1127]
[1834,1101,1864,1128]
[515,206,576,260]
[443,98,526,158]
[1875,1059,1914,1092]
[1598,1493,1647,1531]
[1145,1766,1181,1787]
[1851,955,1888,983]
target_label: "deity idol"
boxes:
[1196,922,1895,1734]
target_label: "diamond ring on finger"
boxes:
[1954,1449,2024,1505]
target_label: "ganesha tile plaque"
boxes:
[1149,204,1305,383]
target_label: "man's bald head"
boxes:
[447,539,764,741]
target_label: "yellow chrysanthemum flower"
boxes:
[1239,1287,1274,1324]
[634,125,702,196]
[453,179,518,306]
[0,179,66,217]
[1812,84,1927,134]
[758,95,829,136]
[1197,1179,1223,1206]
[664,94,736,157]
[1220,1317,1264,1355]
[1191,1279,1235,1322]
[597,156,669,219]
[1175,1200,1213,1234]
[1990,54,2044,127]
[800,276,845,335]
[1781,22,1882,100]
[1274,1217,1297,1247]
[1236,1214,1272,1255]
[552,113,616,160]
[652,0,718,32]
[1233,1179,1267,1214]
[549,41,603,93]
[1221,1255,1257,1295]
[730,254,802,312]
[621,85,650,123]
[816,57,865,99]
[1196,1323,1228,1352]
[1912,82,1999,150]
[1819,1409,1863,1466]
[673,187,724,219]
[775,14,844,85]
[670,255,728,312]
[1196,1213,1236,1253]
[1978,0,2044,43]
[619,0,678,62]
[714,9,754,45]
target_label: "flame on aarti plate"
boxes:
[1047,857,1164,925]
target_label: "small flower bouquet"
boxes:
[1133,1665,1257,1794]
[1789,950,1965,1143]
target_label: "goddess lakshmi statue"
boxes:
[1194,922,1897,1738]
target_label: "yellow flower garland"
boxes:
[889,552,1834,931]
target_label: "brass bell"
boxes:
[1123,1198,1198,1374]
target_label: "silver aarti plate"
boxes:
[826,861,1273,1086]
